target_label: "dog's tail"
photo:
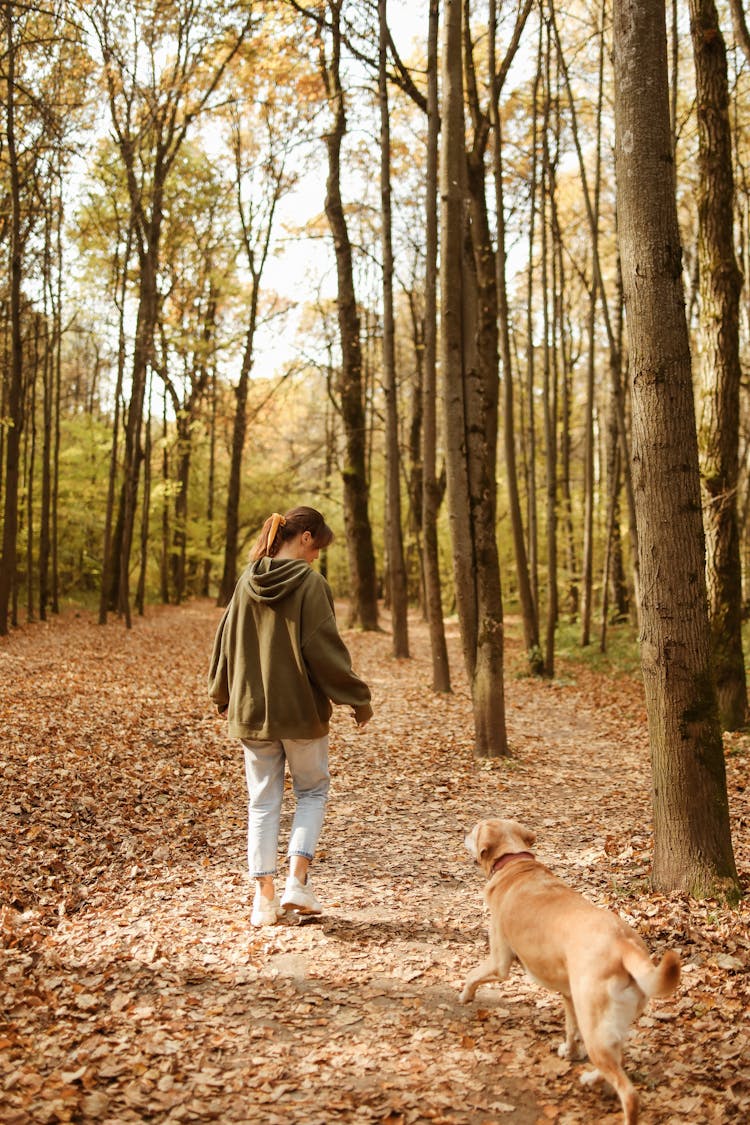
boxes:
[621,943,681,998]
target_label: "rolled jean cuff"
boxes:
[250,868,277,878]
[287,849,314,861]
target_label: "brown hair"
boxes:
[250,506,334,561]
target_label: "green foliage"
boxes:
[554,618,642,679]
[14,413,111,604]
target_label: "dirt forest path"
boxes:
[1,601,749,1125]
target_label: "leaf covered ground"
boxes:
[1,600,749,1124]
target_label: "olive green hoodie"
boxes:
[208,557,372,740]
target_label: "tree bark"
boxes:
[0,4,24,637]
[613,0,739,897]
[541,22,558,676]
[441,0,507,756]
[379,0,409,658]
[99,219,132,624]
[689,0,748,730]
[525,29,543,619]
[580,0,605,647]
[321,0,379,630]
[421,0,451,692]
[135,377,153,617]
[490,0,542,674]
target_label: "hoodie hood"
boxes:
[244,557,312,604]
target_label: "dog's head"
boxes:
[464,818,536,876]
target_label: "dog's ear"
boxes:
[508,819,536,848]
[463,825,480,860]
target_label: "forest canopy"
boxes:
[1,0,748,708]
[0,0,745,625]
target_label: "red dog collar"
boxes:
[490,851,535,876]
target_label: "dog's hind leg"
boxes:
[580,1044,639,1125]
[575,986,641,1123]
[557,997,586,1060]
[459,945,514,1004]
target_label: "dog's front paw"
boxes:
[458,986,474,1004]
[579,1068,602,1088]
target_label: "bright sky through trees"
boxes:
[251,0,430,379]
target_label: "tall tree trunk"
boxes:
[601,349,630,648]
[135,376,153,616]
[580,277,598,645]
[99,220,132,624]
[379,0,409,657]
[25,324,38,623]
[613,0,739,898]
[217,330,252,606]
[541,23,558,677]
[490,0,541,674]
[117,238,160,627]
[39,205,53,622]
[689,0,748,730]
[0,4,24,637]
[422,0,451,692]
[552,4,640,617]
[0,301,6,507]
[321,0,378,630]
[160,387,170,605]
[552,190,577,620]
[581,0,605,647]
[171,410,191,605]
[51,224,61,617]
[525,33,542,618]
[217,126,282,607]
[441,0,507,756]
[203,364,217,598]
[404,289,424,607]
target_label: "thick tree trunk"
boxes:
[613,0,739,898]
[689,0,748,730]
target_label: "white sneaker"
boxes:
[281,875,323,915]
[251,893,283,927]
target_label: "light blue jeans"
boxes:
[241,736,330,878]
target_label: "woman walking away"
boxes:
[208,506,373,927]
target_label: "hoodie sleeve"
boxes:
[207,604,231,713]
[301,581,373,723]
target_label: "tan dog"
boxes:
[460,818,680,1124]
